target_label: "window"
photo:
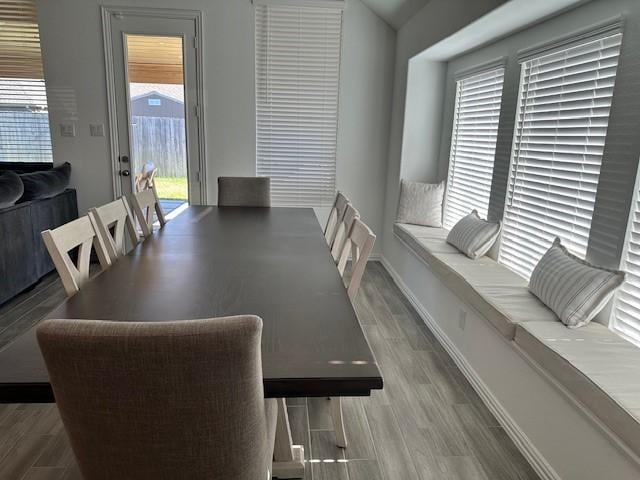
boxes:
[255,2,342,207]
[499,32,622,279]
[612,180,640,346]
[443,66,505,229]
[0,0,53,163]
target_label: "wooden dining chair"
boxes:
[217,176,271,207]
[324,191,349,248]
[330,203,359,263]
[134,162,157,192]
[89,198,139,262]
[331,217,376,448]
[36,315,277,480]
[131,184,166,237]
[41,216,111,297]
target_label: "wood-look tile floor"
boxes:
[0,262,540,480]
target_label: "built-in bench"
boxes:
[393,222,640,458]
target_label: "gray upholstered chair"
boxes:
[217,176,271,207]
[37,315,277,480]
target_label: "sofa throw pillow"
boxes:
[528,238,625,328]
[19,162,71,203]
[0,171,24,209]
[446,210,501,260]
[396,180,444,227]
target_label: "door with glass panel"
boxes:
[106,11,203,211]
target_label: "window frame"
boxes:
[610,164,640,346]
[498,27,623,279]
[254,2,344,208]
[442,62,505,229]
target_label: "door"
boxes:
[105,10,203,209]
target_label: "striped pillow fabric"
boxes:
[446,210,501,260]
[528,238,625,328]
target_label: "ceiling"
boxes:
[126,35,184,85]
[360,0,433,29]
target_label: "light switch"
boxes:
[59,121,76,137]
[90,124,105,137]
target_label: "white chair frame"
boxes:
[324,192,349,249]
[131,185,167,237]
[330,203,359,264]
[41,216,111,297]
[331,217,376,448]
[89,197,139,262]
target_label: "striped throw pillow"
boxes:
[528,238,625,328]
[446,210,501,260]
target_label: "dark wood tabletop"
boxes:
[0,206,383,402]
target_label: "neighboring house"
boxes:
[130,90,185,118]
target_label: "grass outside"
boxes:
[154,176,188,200]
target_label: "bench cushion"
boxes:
[394,223,557,339]
[515,321,640,456]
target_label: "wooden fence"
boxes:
[131,116,186,177]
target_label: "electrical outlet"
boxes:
[59,121,76,137]
[458,309,467,331]
[90,124,105,137]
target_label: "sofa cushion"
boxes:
[394,223,458,253]
[515,321,640,457]
[0,171,24,209]
[19,162,71,202]
[395,222,558,339]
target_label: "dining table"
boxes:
[0,205,383,478]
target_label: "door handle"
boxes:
[120,170,130,177]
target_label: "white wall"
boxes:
[36,0,395,253]
[336,0,395,247]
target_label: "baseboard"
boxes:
[379,256,561,480]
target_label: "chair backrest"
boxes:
[217,176,271,207]
[336,218,376,301]
[41,216,111,296]
[331,203,359,262]
[324,191,349,248]
[134,162,157,192]
[36,315,276,480]
[89,198,139,262]
[131,184,166,237]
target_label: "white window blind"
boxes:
[255,3,342,207]
[443,66,505,229]
[0,0,52,163]
[612,184,640,346]
[499,33,622,279]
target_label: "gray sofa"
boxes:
[0,189,78,305]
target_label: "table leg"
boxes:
[272,398,305,479]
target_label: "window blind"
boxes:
[612,186,640,346]
[0,0,52,163]
[499,33,622,279]
[255,4,342,207]
[443,67,505,229]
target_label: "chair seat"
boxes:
[515,321,640,456]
